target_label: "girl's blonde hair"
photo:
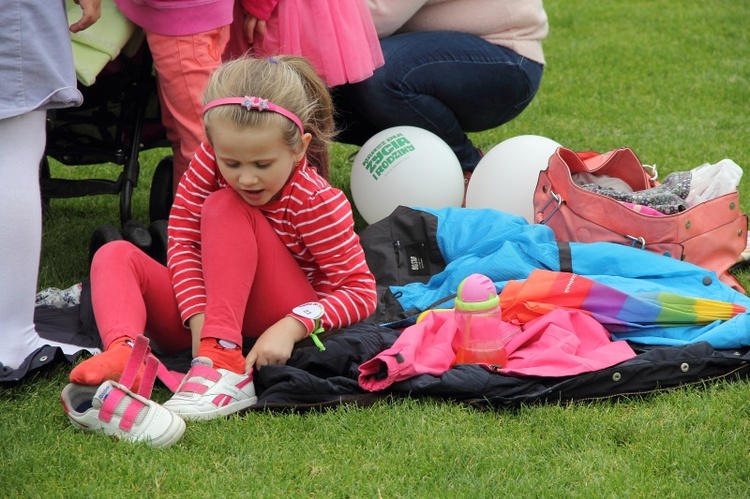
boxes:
[202,55,334,179]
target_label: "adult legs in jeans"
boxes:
[334,31,544,171]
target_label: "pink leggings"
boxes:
[91,189,318,351]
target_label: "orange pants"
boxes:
[146,26,230,193]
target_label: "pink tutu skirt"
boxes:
[257,0,384,87]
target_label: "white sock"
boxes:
[0,111,98,369]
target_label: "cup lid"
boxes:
[455,273,499,311]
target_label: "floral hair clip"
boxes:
[203,95,304,134]
[243,96,269,111]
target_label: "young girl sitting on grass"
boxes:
[70,55,378,420]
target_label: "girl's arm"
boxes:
[294,188,377,333]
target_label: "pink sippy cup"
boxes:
[454,273,508,367]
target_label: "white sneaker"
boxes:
[162,357,257,421]
[60,381,186,448]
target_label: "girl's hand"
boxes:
[69,0,102,33]
[245,316,307,372]
[243,14,266,45]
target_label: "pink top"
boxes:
[113,0,235,36]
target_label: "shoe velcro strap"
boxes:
[98,388,125,424]
[156,363,184,393]
[117,395,147,432]
[178,365,221,394]
[119,335,150,389]
[121,335,185,394]
[136,355,159,399]
[99,387,147,432]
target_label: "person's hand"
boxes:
[188,313,205,358]
[243,13,266,45]
[69,0,102,33]
[245,316,307,372]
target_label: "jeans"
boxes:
[333,31,544,170]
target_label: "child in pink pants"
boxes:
[71,55,378,420]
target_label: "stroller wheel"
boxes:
[148,219,169,265]
[89,224,124,264]
[122,220,153,254]
[150,156,174,223]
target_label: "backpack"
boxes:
[359,206,449,325]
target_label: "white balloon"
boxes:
[351,126,464,225]
[465,134,561,223]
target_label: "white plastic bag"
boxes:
[686,159,743,206]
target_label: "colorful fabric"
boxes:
[500,308,636,377]
[358,310,457,391]
[500,270,747,333]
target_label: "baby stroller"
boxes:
[41,4,174,264]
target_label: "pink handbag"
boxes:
[533,147,748,291]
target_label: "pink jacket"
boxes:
[114,0,235,36]
[358,308,637,392]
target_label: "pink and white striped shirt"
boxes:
[167,141,377,334]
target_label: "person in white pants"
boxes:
[0,0,101,370]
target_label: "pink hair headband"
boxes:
[202,96,304,134]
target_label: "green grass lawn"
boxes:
[3,0,750,496]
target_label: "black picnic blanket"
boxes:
[248,323,750,410]
[13,308,750,411]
